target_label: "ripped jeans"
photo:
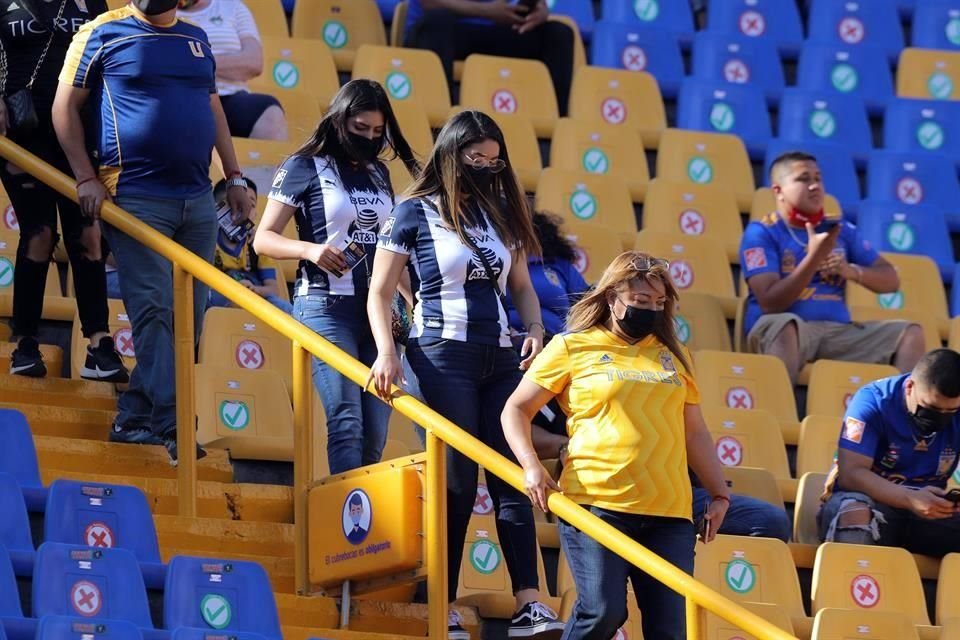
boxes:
[818,490,960,557]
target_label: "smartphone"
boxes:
[516,0,539,9]
[945,488,960,504]
[327,240,367,278]
[216,204,253,243]
[697,503,712,541]
[820,217,842,231]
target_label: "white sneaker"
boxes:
[448,609,470,640]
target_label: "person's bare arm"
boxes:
[210,93,252,222]
[837,449,957,519]
[530,423,568,460]
[420,0,525,24]
[506,253,544,370]
[685,404,730,542]
[252,199,348,273]
[53,83,109,218]
[502,379,561,512]
[823,254,900,294]
[748,223,841,314]
[214,36,263,82]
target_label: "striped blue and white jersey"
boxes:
[268,154,394,298]
[379,197,513,347]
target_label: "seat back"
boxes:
[459,54,558,138]
[642,178,743,262]
[811,608,919,640]
[549,118,649,202]
[700,407,790,479]
[170,629,268,640]
[911,0,960,51]
[561,222,626,284]
[674,291,731,352]
[721,466,784,509]
[854,200,954,279]
[33,543,152,626]
[777,88,873,159]
[248,37,339,106]
[807,0,904,62]
[590,22,684,97]
[676,79,771,154]
[244,0,288,38]
[655,129,754,211]
[164,555,281,639]
[866,150,960,229]
[351,45,451,127]
[690,31,785,102]
[534,168,637,238]
[227,138,296,197]
[568,66,666,148]
[796,42,894,113]
[483,112,542,192]
[634,231,735,300]
[897,48,960,101]
[0,544,22,617]
[883,97,960,164]
[936,551,960,624]
[290,0,386,71]
[702,601,795,640]
[806,360,899,418]
[600,0,694,44]
[0,473,33,556]
[0,409,43,491]
[797,417,842,477]
[273,90,322,143]
[794,471,829,545]
[35,616,144,640]
[849,253,949,318]
[762,139,860,213]
[198,307,293,394]
[705,0,803,56]
[693,350,798,424]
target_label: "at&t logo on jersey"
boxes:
[348,199,381,245]
[467,246,504,281]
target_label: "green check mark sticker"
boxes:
[947,18,960,46]
[323,20,348,49]
[809,109,837,138]
[709,102,735,132]
[725,559,756,594]
[0,256,12,288]
[831,63,858,92]
[675,315,691,345]
[877,291,904,309]
[570,190,598,220]
[687,156,714,184]
[219,400,250,430]
[887,221,915,251]
[470,540,501,575]
[272,61,299,89]
[582,148,610,174]
[634,0,659,21]
[954,468,960,485]
[386,71,412,100]
[917,121,945,150]
[201,594,231,629]
[928,72,954,100]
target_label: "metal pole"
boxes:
[426,432,448,639]
[292,342,314,595]
[340,580,351,629]
[173,264,197,517]
[686,596,701,640]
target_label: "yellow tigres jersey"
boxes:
[525,326,699,519]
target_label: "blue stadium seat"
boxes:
[690,31,785,106]
[705,0,803,59]
[911,0,960,51]
[163,556,281,640]
[0,545,23,618]
[776,88,873,167]
[171,630,268,640]
[855,201,955,282]
[676,79,771,160]
[763,139,861,216]
[43,480,165,589]
[590,21,684,97]
[795,42,894,116]
[0,409,46,512]
[547,0,596,41]
[0,474,34,577]
[376,0,399,21]
[866,150,960,231]
[951,264,960,316]
[35,616,144,640]
[600,0,695,48]
[807,0,905,64]
[32,543,152,629]
[883,98,960,165]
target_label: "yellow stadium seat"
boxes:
[700,407,790,481]
[249,37,340,107]
[0,342,62,378]
[811,608,919,640]
[226,137,296,196]
[937,553,960,624]
[655,129,755,212]
[352,45,451,128]
[275,89,322,143]
[560,221,625,284]
[386,157,416,194]
[535,168,636,240]
[390,100,434,158]
[797,415,841,478]
[458,54,559,138]
[805,360,899,418]
[750,188,842,222]
[722,466,785,509]
[485,112,542,193]
[633,231,738,317]
[794,471,828,545]
[897,48,960,100]
[549,117,650,203]
[702,601,795,640]
[568,67,666,149]
[290,0,386,71]
[642,179,743,263]
[195,364,294,461]
[848,306,942,352]
[381,439,412,461]
[106,0,124,8]
[675,291,732,352]
[388,409,424,454]
[245,0,289,39]
[812,542,930,625]
[198,306,293,394]
[951,316,960,352]
[390,1,408,46]
[694,534,806,626]
[71,300,134,379]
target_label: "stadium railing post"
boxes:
[292,341,314,594]
[173,263,198,517]
[426,431,448,638]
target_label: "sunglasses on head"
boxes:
[628,255,670,272]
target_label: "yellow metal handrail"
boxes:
[0,137,796,640]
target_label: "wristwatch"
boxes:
[226,171,246,190]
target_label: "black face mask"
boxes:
[347,133,383,163]
[132,0,179,14]
[466,165,495,192]
[911,404,956,436]
[615,303,659,340]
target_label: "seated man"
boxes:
[818,348,960,556]
[739,151,925,383]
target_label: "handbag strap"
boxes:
[0,0,70,95]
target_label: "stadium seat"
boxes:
[807,0,905,64]
[376,0,400,20]
[271,90,321,144]
[248,38,340,107]
[854,200,955,281]
[702,601,796,639]
[866,150,960,231]
[547,0,596,42]
[676,79,771,160]
[777,89,873,167]
[568,66,666,148]
[164,555,282,640]
[641,178,743,262]
[590,22,684,98]
[811,608,919,640]
[534,168,637,239]
[198,307,294,394]
[33,543,152,627]
[805,360,899,418]
[722,466,785,509]
[674,291,732,352]
[705,0,803,58]
[389,0,407,46]
[763,139,860,216]
[36,616,144,640]
[811,542,929,625]
[549,117,649,202]
[601,0,694,47]
[227,138,296,198]
[0,408,46,511]
[0,545,23,621]
[691,31,786,106]
[71,300,135,380]
[911,0,960,51]
[633,231,738,316]
[849,307,942,353]
[883,97,960,165]
[290,0,386,71]
[561,222,627,284]
[897,48,960,101]
[194,365,294,462]
[43,479,164,589]
[796,42,895,116]
[749,188,843,222]
[700,407,790,481]
[656,129,755,212]
[171,630,267,640]
[244,0,288,39]
[793,471,829,544]
[0,241,73,322]
[351,45,450,128]
[482,112,541,192]
[0,473,34,576]
[936,552,960,624]
[458,54,558,138]
[388,99,435,158]
[797,417,841,478]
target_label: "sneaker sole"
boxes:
[80,364,129,383]
[448,630,470,640]
[508,624,565,639]
[108,431,164,446]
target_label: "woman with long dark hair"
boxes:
[367,110,564,640]
[253,79,418,474]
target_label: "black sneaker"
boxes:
[163,433,207,467]
[108,421,163,445]
[508,602,564,639]
[81,336,130,383]
[447,609,470,640]
[10,337,46,378]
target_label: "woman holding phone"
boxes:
[501,251,730,640]
[253,79,418,474]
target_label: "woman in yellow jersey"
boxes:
[502,251,731,640]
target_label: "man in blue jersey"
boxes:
[739,151,925,384]
[818,349,960,556]
[52,0,252,464]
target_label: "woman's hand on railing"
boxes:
[521,456,560,513]
[366,351,405,402]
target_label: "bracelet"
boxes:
[557,443,568,458]
[850,264,864,283]
[526,322,545,333]
[711,495,731,504]
[75,177,97,189]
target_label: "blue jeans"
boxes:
[559,507,695,640]
[209,287,292,314]
[105,192,217,437]
[294,293,390,474]
[691,488,792,542]
[406,336,540,603]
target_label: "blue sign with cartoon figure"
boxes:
[342,489,372,545]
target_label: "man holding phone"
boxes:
[739,151,925,383]
[818,349,960,556]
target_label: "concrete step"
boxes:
[6,402,114,440]
[0,373,116,411]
